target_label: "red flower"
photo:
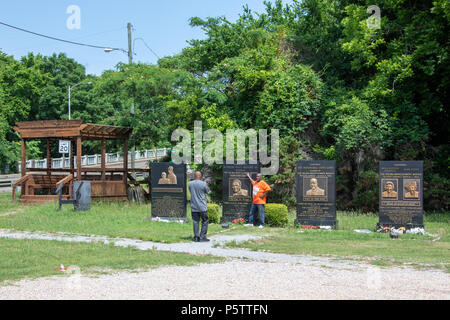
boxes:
[232,218,245,224]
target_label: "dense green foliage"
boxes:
[207,203,221,224]
[264,203,289,227]
[0,0,448,211]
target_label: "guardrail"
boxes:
[0,179,13,188]
[18,148,168,172]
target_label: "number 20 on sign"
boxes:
[59,140,70,154]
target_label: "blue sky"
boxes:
[0,0,294,75]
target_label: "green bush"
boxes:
[207,203,221,224]
[266,136,304,208]
[424,173,450,211]
[352,170,379,213]
[265,203,289,227]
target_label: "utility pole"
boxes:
[127,22,133,66]
[128,22,135,174]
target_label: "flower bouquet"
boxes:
[301,225,319,229]
[232,218,245,225]
[377,226,391,233]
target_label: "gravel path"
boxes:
[1,260,449,300]
[0,229,449,300]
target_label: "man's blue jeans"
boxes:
[248,203,265,226]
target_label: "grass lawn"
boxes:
[224,210,450,270]
[0,193,223,243]
[0,238,223,284]
[1,193,449,270]
[0,193,21,215]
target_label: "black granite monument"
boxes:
[295,160,337,228]
[151,162,187,220]
[378,161,423,229]
[222,163,260,223]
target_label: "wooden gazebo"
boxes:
[12,120,141,203]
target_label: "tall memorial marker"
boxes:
[222,163,260,223]
[295,160,337,228]
[151,163,187,221]
[378,161,423,229]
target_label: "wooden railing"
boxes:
[56,174,73,188]
[11,174,32,201]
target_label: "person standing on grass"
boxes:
[189,171,211,242]
[245,173,271,228]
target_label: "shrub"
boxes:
[352,170,379,213]
[424,173,450,211]
[207,203,221,224]
[264,203,289,227]
[266,136,304,208]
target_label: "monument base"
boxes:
[376,222,424,230]
[220,213,250,224]
[295,218,338,229]
[151,216,189,223]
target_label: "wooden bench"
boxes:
[23,174,68,197]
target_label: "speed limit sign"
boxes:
[59,140,70,154]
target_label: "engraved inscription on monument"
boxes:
[378,161,423,228]
[151,163,187,219]
[295,161,337,228]
[222,163,259,223]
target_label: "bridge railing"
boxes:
[18,148,168,171]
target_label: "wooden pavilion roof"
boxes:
[14,120,132,140]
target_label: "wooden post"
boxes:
[70,139,74,173]
[20,139,26,196]
[101,139,106,180]
[69,140,74,197]
[46,139,51,176]
[20,139,26,177]
[123,138,128,184]
[76,136,82,181]
[101,139,106,195]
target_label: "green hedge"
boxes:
[265,203,289,227]
[207,203,221,224]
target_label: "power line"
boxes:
[133,37,160,60]
[0,20,126,52]
[7,27,127,53]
